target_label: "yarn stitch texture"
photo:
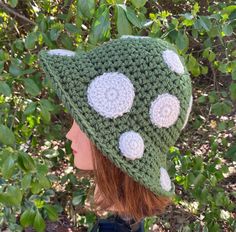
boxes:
[38,36,193,197]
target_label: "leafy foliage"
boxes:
[0,0,235,231]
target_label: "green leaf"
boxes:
[125,6,143,28]
[116,4,132,36]
[20,208,36,227]
[25,32,37,50]
[222,5,236,15]
[60,33,74,50]
[0,124,16,146]
[208,91,218,104]
[193,173,206,187]
[40,106,51,124]
[31,180,42,194]
[13,39,24,51]
[21,173,32,189]
[42,33,54,48]
[39,99,55,112]
[1,155,15,178]
[9,62,22,76]
[17,151,36,172]
[222,24,233,36]
[0,61,4,74]
[198,16,212,31]
[229,9,236,20]
[232,67,236,80]
[186,54,200,76]
[34,199,45,209]
[49,29,61,41]
[218,62,228,73]
[89,4,111,44]
[39,18,47,32]
[0,81,11,96]
[130,0,146,8]
[42,148,59,158]
[208,51,216,62]
[201,65,208,75]
[23,78,41,97]
[229,83,236,101]
[72,189,86,206]
[211,101,233,116]
[38,174,51,189]
[23,102,37,115]
[0,186,23,206]
[33,210,46,232]
[44,204,58,221]
[9,0,18,8]
[192,2,200,15]
[175,31,189,50]
[72,195,84,206]
[65,23,81,34]
[77,0,96,20]
[225,144,236,161]
[208,26,219,38]
[197,95,207,104]
[37,163,49,175]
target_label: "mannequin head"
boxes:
[66,119,94,170]
[66,119,173,222]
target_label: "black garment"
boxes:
[90,214,145,232]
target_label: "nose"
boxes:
[66,132,70,140]
[66,119,77,141]
[66,127,73,140]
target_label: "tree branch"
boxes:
[0,0,36,26]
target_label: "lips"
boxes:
[72,149,77,155]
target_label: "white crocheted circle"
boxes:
[150,93,180,128]
[162,49,184,75]
[48,49,75,56]
[121,35,150,39]
[87,72,135,118]
[160,167,172,191]
[181,95,193,130]
[118,131,144,160]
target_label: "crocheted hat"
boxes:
[38,36,193,197]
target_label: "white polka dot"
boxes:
[48,49,75,56]
[181,95,193,130]
[160,167,172,191]
[149,93,180,128]
[118,131,144,160]
[162,49,184,75]
[121,35,151,39]
[87,72,135,119]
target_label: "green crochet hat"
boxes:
[38,36,193,198]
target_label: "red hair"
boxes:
[85,141,173,222]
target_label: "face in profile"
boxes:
[66,120,94,170]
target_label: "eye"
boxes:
[162,49,184,75]
[181,95,193,130]
[87,72,135,119]
[149,93,180,128]
[160,167,172,191]
[118,130,144,160]
[47,49,75,56]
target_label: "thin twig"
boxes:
[0,0,36,25]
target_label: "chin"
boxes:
[74,161,87,170]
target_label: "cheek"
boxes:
[73,145,94,170]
